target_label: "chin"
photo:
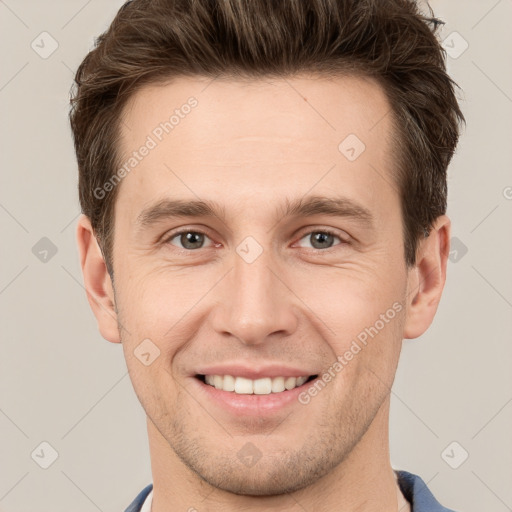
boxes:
[194,460,322,496]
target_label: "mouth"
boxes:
[195,374,318,394]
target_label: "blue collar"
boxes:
[125,470,457,511]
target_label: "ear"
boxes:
[403,215,451,339]
[76,215,120,343]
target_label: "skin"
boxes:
[77,74,450,511]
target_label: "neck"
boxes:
[148,396,399,512]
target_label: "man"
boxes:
[69,0,464,510]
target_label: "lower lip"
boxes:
[191,377,315,416]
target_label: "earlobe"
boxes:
[403,215,451,339]
[76,215,121,344]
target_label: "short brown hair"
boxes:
[69,0,465,274]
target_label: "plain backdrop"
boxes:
[0,1,511,511]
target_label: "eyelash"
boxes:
[162,227,348,252]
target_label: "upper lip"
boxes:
[194,363,318,380]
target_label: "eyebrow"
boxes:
[135,195,374,231]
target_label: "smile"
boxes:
[197,374,318,394]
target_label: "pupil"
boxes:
[312,232,333,249]
[182,232,203,249]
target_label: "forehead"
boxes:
[120,73,393,151]
[116,74,397,223]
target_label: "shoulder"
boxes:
[123,475,459,512]
[124,484,153,512]
[396,470,459,512]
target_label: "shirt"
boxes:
[135,473,411,511]
[124,470,458,512]
[138,482,411,511]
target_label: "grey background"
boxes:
[0,0,511,511]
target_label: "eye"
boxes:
[163,228,347,252]
[165,230,215,250]
[296,229,346,250]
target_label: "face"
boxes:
[86,74,430,495]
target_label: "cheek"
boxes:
[288,263,406,391]
[115,271,188,412]
[116,264,214,336]
[290,260,406,334]
[114,264,225,392]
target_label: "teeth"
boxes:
[223,374,236,392]
[296,376,308,386]
[202,375,311,394]
[271,376,285,393]
[213,375,223,390]
[234,377,253,394]
[253,378,272,395]
[284,377,296,390]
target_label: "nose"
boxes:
[211,249,299,346]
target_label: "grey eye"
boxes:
[297,231,341,250]
[169,231,212,250]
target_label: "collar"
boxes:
[125,470,457,512]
